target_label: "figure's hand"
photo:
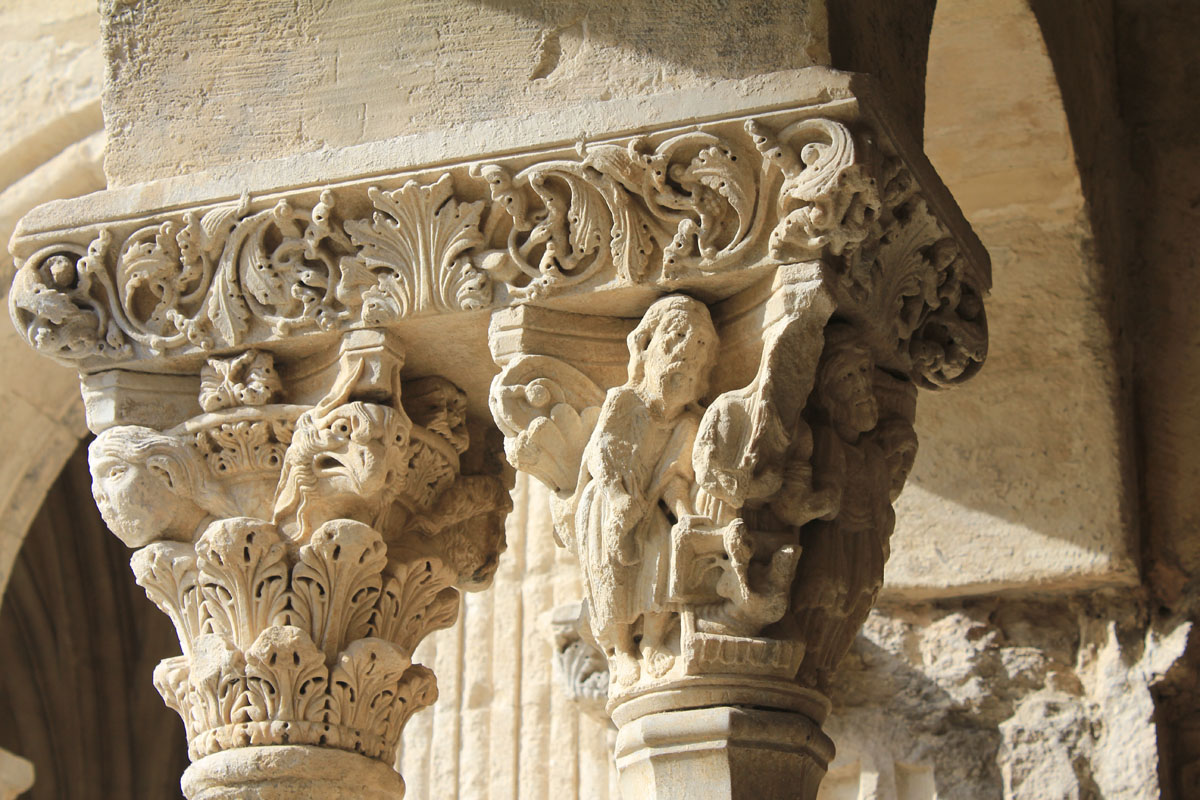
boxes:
[603,494,643,565]
[699,464,747,506]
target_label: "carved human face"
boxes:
[403,377,469,454]
[90,454,194,547]
[640,312,713,416]
[823,347,878,435]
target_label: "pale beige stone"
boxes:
[882,0,1136,599]
[98,0,830,186]
[0,0,100,611]
[0,748,34,800]
[181,745,404,800]
[5,61,989,799]
[70,336,509,796]
[615,707,833,800]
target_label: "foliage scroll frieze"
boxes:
[10,111,988,389]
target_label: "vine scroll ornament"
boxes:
[10,114,986,392]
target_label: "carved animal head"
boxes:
[273,401,411,539]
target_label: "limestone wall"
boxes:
[98,0,829,186]
[888,0,1135,596]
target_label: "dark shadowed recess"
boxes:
[0,442,187,799]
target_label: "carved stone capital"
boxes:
[85,336,509,797]
[9,67,987,800]
[8,70,985,394]
[487,126,986,793]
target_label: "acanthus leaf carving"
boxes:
[196,518,292,651]
[153,655,194,744]
[88,335,507,770]
[340,174,490,322]
[327,638,412,758]
[291,519,388,662]
[369,556,459,657]
[749,117,880,262]
[132,542,203,655]
[548,602,610,722]
[199,349,281,412]
[490,354,605,496]
[241,625,331,730]
[12,103,988,389]
[187,634,249,757]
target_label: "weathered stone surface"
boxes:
[0,748,33,800]
[0,448,188,800]
[615,706,833,800]
[99,0,830,186]
[821,597,1189,800]
[6,0,1200,798]
[0,0,103,285]
[0,0,100,611]
[884,0,1136,598]
[72,334,510,796]
[181,745,404,800]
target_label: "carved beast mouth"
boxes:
[311,446,378,489]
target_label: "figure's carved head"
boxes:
[626,295,717,417]
[273,401,411,539]
[816,326,878,437]
[402,376,469,454]
[89,426,211,547]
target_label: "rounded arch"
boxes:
[0,0,106,612]
[882,0,1135,599]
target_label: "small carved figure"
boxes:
[573,294,718,684]
[689,518,800,636]
[198,349,282,412]
[89,426,215,547]
[402,376,470,454]
[788,325,899,685]
[11,251,128,360]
